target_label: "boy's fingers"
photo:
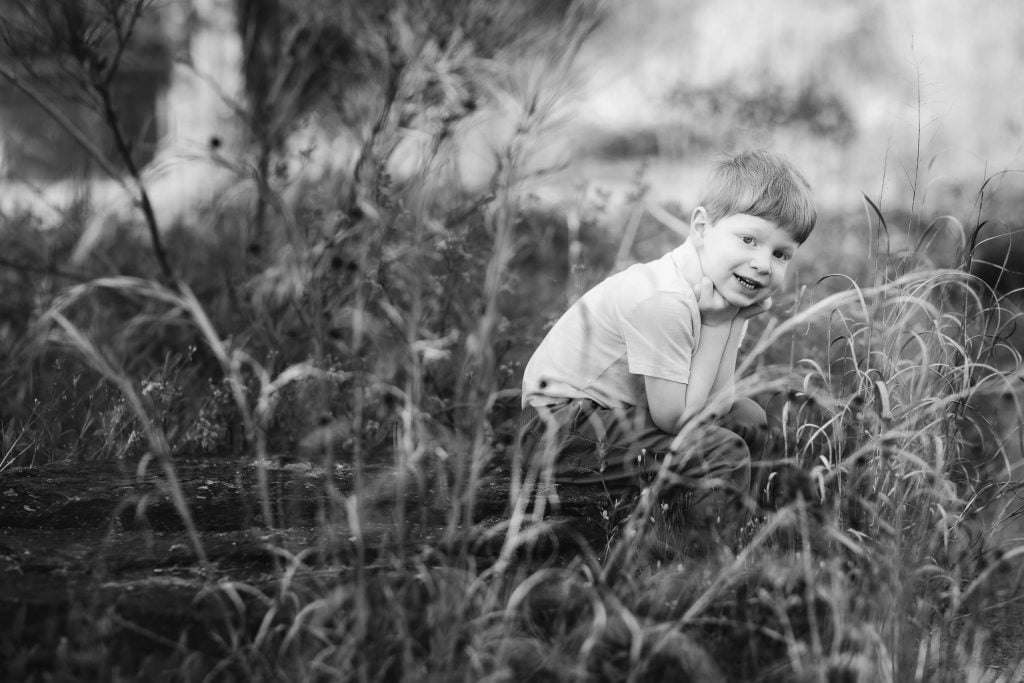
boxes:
[740,296,773,319]
[696,277,742,326]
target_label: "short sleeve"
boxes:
[621,291,698,384]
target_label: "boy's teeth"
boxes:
[735,275,759,290]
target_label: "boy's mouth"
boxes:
[734,274,764,291]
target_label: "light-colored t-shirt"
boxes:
[522,244,701,408]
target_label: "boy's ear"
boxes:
[690,206,710,243]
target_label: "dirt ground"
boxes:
[2,455,1023,677]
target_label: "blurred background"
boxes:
[3,0,1024,225]
[571,0,1024,216]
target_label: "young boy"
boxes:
[518,150,816,528]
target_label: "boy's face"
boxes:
[691,209,799,308]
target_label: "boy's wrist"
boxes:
[697,304,738,327]
[699,320,735,335]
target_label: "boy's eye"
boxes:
[774,250,792,262]
[740,236,756,245]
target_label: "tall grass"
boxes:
[2,2,1024,681]
[11,185,1024,681]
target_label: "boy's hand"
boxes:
[694,276,739,326]
[695,277,774,325]
[738,296,773,319]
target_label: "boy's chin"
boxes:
[726,289,771,308]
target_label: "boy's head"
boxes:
[697,149,816,244]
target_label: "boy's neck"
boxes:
[673,239,704,290]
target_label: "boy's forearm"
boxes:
[682,323,733,420]
[708,319,744,408]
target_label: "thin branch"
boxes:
[1,1,175,283]
[102,0,148,88]
[95,79,175,282]
[0,62,127,185]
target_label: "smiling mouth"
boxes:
[734,274,764,291]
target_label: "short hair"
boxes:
[698,149,817,244]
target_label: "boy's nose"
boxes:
[750,251,770,272]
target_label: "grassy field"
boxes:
[3,152,1024,682]
[2,1,1024,680]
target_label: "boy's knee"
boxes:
[726,396,768,428]
[713,432,749,464]
[722,397,769,454]
[699,425,748,454]
[685,426,751,481]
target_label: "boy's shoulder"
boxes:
[574,246,698,325]
[599,246,694,301]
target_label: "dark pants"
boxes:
[517,397,769,525]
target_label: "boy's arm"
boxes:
[645,322,733,433]
[645,285,770,433]
[707,318,745,408]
